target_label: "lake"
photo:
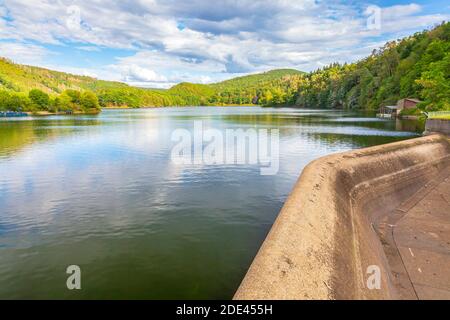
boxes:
[0,107,421,299]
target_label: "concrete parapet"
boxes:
[234,134,450,300]
[425,119,450,136]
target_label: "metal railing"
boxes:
[424,111,450,119]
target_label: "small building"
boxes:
[377,105,398,118]
[377,98,422,119]
[397,98,421,111]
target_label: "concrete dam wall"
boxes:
[425,119,450,136]
[234,134,450,300]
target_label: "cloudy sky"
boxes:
[0,0,449,88]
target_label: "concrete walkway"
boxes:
[235,135,450,300]
[376,165,450,299]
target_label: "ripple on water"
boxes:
[0,107,420,299]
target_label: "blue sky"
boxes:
[0,0,449,88]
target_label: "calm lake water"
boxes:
[0,107,421,299]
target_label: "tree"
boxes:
[0,90,11,111]
[80,91,100,110]
[271,87,285,105]
[28,89,49,110]
[64,89,81,104]
[58,90,76,111]
[416,52,450,111]
[0,90,32,111]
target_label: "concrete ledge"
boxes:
[425,119,450,136]
[234,134,450,300]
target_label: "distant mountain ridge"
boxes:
[0,57,128,94]
[0,57,303,108]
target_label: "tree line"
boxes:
[0,88,101,113]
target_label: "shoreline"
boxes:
[102,104,259,110]
[2,105,398,117]
[28,110,101,116]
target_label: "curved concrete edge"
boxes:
[234,134,450,300]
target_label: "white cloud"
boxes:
[0,42,50,65]
[121,64,168,83]
[382,4,422,19]
[0,0,448,87]
[76,46,101,52]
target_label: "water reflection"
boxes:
[0,107,420,299]
[0,116,102,157]
[395,118,426,133]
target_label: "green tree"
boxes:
[0,90,11,111]
[64,89,81,104]
[0,90,32,111]
[28,89,49,110]
[416,52,450,111]
[80,91,100,110]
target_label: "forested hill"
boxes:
[0,58,128,93]
[294,21,450,112]
[210,69,303,105]
[0,57,302,111]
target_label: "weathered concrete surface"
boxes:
[375,170,450,299]
[393,175,450,299]
[425,119,450,136]
[234,134,450,300]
